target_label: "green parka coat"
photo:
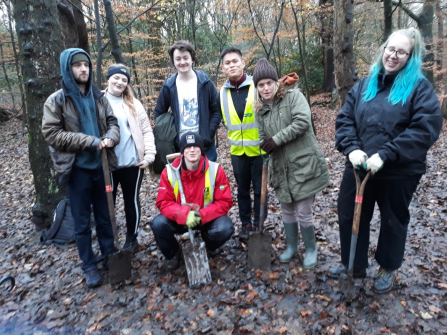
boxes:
[255,87,329,203]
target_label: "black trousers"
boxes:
[337,167,420,271]
[111,166,144,238]
[231,154,265,226]
[150,214,234,260]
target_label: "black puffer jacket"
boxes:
[154,70,221,151]
[335,74,442,178]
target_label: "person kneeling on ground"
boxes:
[150,132,234,270]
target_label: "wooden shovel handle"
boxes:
[101,149,118,244]
[352,169,371,236]
[258,155,269,232]
[166,153,181,162]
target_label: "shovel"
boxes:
[247,154,272,270]
[339,169,371,300]
[166,153,212,287]
[100,149,132,284]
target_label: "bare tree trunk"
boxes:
[384,0,392,41]
[333,0,357,108]
[103,0,124,64]
[0,44,16,111]
[319,0,335,93]
[94,0,103,87]
[72,0,90,53]
[435,0,443,83]
[5,0,26,116]
[11,0,68,230]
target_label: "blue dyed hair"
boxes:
[362,28,426,106]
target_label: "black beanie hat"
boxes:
[107,66,131,81]
[252,58,278,87]
[180,132,204,154]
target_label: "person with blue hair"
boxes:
[332,28,442,293]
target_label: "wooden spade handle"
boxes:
[166,153,181,162]
[352,169,371,236]
[100,149,118,244]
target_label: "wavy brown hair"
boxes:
[107,63,136,116]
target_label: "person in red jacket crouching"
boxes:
[150,132,234,271]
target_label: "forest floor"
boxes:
[0,94,446,335]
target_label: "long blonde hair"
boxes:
[107,63,136,116]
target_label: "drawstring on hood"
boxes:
[60,48,101,170]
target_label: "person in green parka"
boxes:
[253,58,329,268]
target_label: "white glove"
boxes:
[348,150,368,168]
[365,153,384,175]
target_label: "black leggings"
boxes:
[111,166,144,237]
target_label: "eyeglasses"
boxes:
[384,46,410,59]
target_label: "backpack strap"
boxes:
[40,199,68,242]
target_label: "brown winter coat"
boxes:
[42,84,120,182]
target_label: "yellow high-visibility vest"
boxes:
[166,161,219,208]
[220,83,264,156]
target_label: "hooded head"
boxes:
[60,48,93,96]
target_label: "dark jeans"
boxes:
[68,166,115,272]
[150,214,234,260]
[112,166,144,238]
[204,145,217,162]
[337,167,421,271]
[231,154,265,226]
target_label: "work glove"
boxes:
[260,138,277,154]
[186,211,201,229]
[348,150,368,169]
[365,153,384,175]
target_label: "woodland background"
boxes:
[0,1,447,334]
[0,0,446,225]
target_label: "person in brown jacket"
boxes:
[104,63,156,251]
[42,48,120,288]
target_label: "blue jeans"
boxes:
[68,166,115,272]
[204,145,217,162]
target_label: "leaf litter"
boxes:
[0,94,446,334]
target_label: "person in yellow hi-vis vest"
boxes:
[216,47,266,241]
[150,132,234,271]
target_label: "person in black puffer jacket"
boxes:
[331,28,442,294]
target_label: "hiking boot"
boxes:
[279,222,299,263]
[239,223,252,242]
[123,235,139,252]
[166,249,181,271]
[373,267,396,294]
[85,268,101,288]
[300,225,318,268]
[328,265,367,279]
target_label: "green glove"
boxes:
[186,211,201,228]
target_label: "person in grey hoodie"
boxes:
[42,49,120,288]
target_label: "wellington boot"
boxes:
[279,222,299,263]
[300,225,318,269]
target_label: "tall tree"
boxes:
[392,0,436,83]
[11,0,88,229]
[319,0,334,92]
[333,0,357,108]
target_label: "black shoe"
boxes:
[239,223,252,241]
[123,235,139,252]
[328,265,367,279]
[207,246,221,258]
[166,250,180,271]
[85,268,101,288]
[373,267,396,294]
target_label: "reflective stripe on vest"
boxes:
[220,84,265,156]
[166,161,219,208]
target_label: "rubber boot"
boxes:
[279,222,299,263]
[300,225,318,268]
